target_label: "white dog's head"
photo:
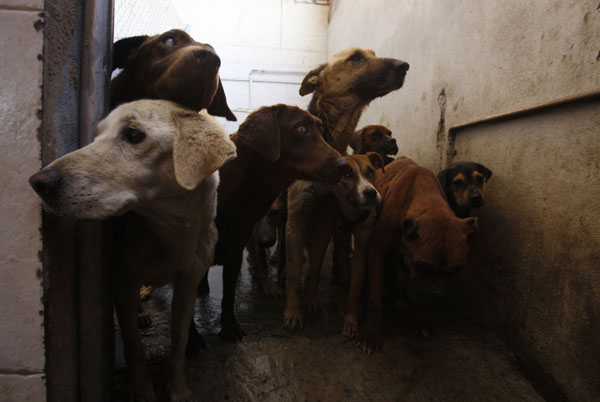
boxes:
[29,99,236,219]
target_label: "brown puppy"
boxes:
[350,125,398,165]
[302,153,384,316]
[111,29,236,120]
[284,48,409,330]
[204,105,351,341]
[437,161,493,218]
[359,157,478,354]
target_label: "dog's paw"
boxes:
[283,307,304,332]
[261,280,283,298]
[219,320,246,342]
[137,311,152,329]
[342,313,358,339]
[356,310,383,356]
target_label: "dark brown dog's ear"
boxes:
[366,152,385,173]
[437,168,451,190]
[299,64,326,96]
[462,216,479,240]
[236,106,281,162]
[349,130,363,152]
[474,163,492,181]
[112,35,148,71]
[402,217,419,242]
[207,78,237,121]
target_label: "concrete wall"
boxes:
[329,1,600,401]
[0,0,45,401]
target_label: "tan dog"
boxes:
[302,153,384,317]
[284,48,409,330]
[437,161,493,218]
[356,157,478,355]
[29,100,236,402]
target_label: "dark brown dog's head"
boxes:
[300,48,409,110]
[111,29,236,120]
[333,153,384,208]
[235,104,351,184]
[438,161,493,218]
[401,211,478,300]
[350,125,398,164]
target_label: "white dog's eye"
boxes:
[124,127,146,144]
[298,125,308,134]
[164,37,174,47]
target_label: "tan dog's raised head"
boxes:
[300,47,409,105]
[437,161,493,218]
[29,99,236,219]
[111,29,236,120]
[236,104,351,184]
[333,153,384,208]
[350,125,398,164]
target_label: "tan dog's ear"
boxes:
[299,64,326,96]
[366,152,385,173]
[349,130,363,152]
[236,105,281,162]
[207,78,237,121]
[173,109,237,190]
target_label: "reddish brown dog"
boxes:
[350,125,398,165]
[111,29,236,120]
[356,157,478,354]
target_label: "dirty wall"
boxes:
[329,1,600,401]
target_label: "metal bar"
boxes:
[78,1,115,402]
[446,89,600,163]
[222,78,302,85]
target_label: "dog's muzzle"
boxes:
[29,169,63,200]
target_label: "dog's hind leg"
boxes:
[220,249,247,341]
[115,283,155,402]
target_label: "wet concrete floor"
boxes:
[115,253,545,402]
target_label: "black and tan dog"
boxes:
[283,48,409,331]
[350,124,398,165]
[437,161,493,218]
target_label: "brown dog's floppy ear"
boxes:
[402,217,419,242]
[349,129,363,152]
[207,78,237,121]
[462,216,479,240]
[172,109,237,190]
[366,152,385,173]
[112,35,148,71]
[236,105,281,162]
[299,64,326,96]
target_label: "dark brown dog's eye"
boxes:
[344,172,353,179]
[298,125,308,134]
[367,168,375,177]
[164,37,175,47]
[348,52,365,63]
[453,179,464,187]
[476,175,484,185]
[372,132,382,140]
[125,127,146,144]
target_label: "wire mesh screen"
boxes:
[114,0,187,41]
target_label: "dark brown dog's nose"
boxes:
[29,169,63,198]
[363,188,378,199]
[470,193,483,206]
[193,48,221,68]
[394,60,409,73]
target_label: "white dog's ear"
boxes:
[172,109,237,190]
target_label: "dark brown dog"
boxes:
[437,161,493,218]
[199,105,351,341]
[356,157,478,354]
[111,29,236,120]
[284,48,409,331]
[350,125,398,165]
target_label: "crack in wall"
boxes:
[436,88,447,171]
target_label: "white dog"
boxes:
[29,99,236,402]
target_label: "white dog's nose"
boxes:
[29,169,63,199]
